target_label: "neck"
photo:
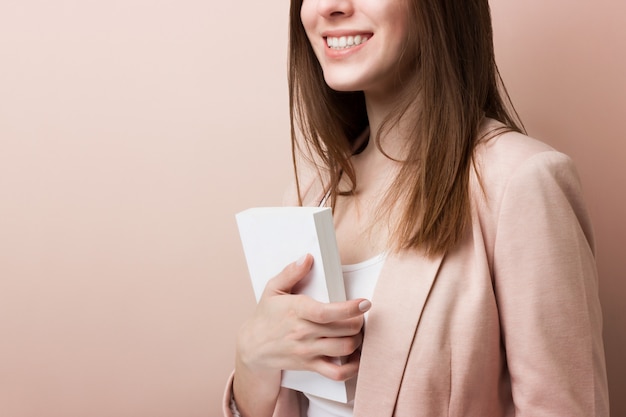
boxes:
[363,92,418,160]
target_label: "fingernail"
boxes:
[296,254,307,266]
[358,300,371,312]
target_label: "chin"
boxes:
[327,85,359,93]
[322,77,362,93]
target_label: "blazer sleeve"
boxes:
[492,151,609,416]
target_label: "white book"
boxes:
[236,206,356,403]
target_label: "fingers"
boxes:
[263,254,314,296]
[308,333,364,358]
[309,350,362,381]
[296,296,372,324]
[261,254,372,325]
[303,315,364,338]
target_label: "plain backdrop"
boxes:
[0,1,624,416]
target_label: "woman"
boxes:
[224,0,609,415]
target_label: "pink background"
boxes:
[0,1,623,416]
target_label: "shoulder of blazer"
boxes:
[470,123,567,212]
[469,124,590,267]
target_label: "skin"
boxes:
[233,1,413,415]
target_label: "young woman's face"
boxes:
[300,0,411,97]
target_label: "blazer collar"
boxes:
[353,249,444,416]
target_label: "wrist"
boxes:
[233,358,282,417]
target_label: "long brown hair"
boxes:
[288,0,524,256]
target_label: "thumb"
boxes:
[263,254,314,296]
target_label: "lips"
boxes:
[325,34,371,50]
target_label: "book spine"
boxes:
[313,210,346,303]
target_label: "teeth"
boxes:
[326,35,369,50]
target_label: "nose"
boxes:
[316,0,354,19]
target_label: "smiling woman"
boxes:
[222,0,610,416]
[0,0,620,415]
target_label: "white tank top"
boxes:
[304,252,386,417]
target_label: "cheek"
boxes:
[299,4,323,60]
[388,12,411,57]
[299,2,315,35]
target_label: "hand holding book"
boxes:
[234,207,370,404]
[233,253,370,417]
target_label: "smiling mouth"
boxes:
[325,35,370,50]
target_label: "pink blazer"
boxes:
[223,125,609,416]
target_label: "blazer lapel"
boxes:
[353,249,444,416]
